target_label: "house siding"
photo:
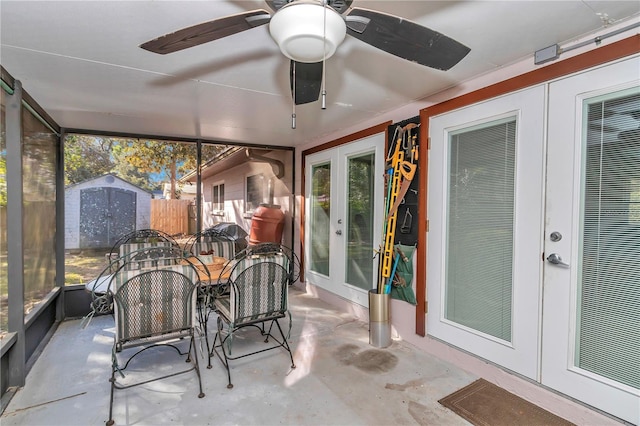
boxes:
[201,150,293,246]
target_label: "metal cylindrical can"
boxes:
[368,289,391,348]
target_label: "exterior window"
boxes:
[246,174,264,213]
[212,182,224,212]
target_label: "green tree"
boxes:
[110,160,159,193]
[115,140,223,199]
[64,135,114,185]
[64,135,224,196]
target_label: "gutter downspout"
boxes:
[245,149,285,204]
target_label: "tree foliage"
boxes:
[115,140,224,198]
[64,135,114,185]
[64,135,224,196]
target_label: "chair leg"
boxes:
[209,316,295,390]
[264,320,274,342]
[203,317,211,369]
[189,333,206,398]
[210,316,233,389]
[274,319,296,369]
[207,325,218,370]
[108,334,205,424]
[198,296,213,370]
[107,357,118,426]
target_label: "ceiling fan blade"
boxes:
[345,8,470,71]
[290,61,323,105]
[140,9,271,54]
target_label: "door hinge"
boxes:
[424,300,428,314]
[427,137,431,150]
[426,220,429,232]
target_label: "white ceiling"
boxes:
[1,1,639,147]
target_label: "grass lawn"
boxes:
[65,250,109,285]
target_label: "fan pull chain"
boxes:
[292,61,296,129]
[321,0,327,110]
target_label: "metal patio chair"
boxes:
[106,228,179,266]
[186,224,248,259]
[234,242,300,284]
[84,246,210,339]
[106,268,205,425]
[208,256,295,388]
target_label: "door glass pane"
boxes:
[346,153,374,290]
[310,163,330,275]
[577,89,640,389]
[445,117,516,342]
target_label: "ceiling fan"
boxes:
[141,0,470,108]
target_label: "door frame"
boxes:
[300,123,390,301]
[303,133,385,306]
[426,85,546,380]
[300,122,391,283]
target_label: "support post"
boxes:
[6,80,26,387]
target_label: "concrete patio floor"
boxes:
[1,287,477,425]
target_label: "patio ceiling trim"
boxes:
[61,127,295,151]
[2,66,60,135]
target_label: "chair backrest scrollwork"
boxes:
[112,269,197,351]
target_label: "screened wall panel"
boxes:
[22,104,57,315]
[0,90,7,335]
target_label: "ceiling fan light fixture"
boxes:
[269,2,346,63]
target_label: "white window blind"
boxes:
[577,89,640,389]
[445,117,516,342]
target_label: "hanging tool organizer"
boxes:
[377,116,420,295]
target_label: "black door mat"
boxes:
[438,379,575,426]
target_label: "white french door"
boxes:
[542,57,640,424]
[427,85,546,380]
[427,57,640,423]
[304,134,385,306]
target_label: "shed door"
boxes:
[80,187,136,248]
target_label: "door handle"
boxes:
[546,253,569,267]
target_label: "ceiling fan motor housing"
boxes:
[269,1,347,63]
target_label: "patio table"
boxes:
[85,260,233,295]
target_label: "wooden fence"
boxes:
[150,199,193,236]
